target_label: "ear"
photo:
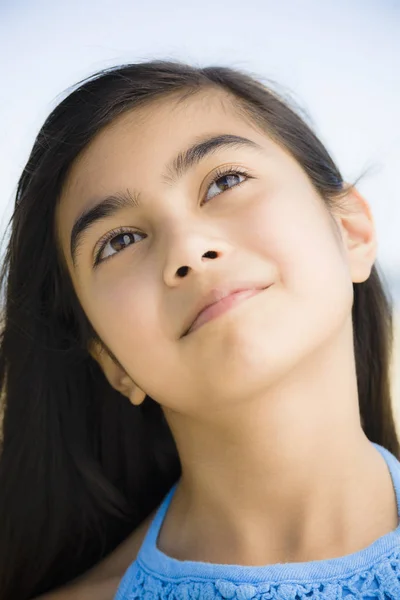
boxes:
[88,341,146,406]
[332,186,377,284]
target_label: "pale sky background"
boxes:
[0,0,399,302]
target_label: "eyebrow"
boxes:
[69,133,264,266]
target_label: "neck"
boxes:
[160,322,398,564]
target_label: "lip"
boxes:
[182,282,270,337]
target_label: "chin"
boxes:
[199,325,309,401]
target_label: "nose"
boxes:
[162,226,231,287]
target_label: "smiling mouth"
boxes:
[183,287,266,336]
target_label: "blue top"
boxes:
[114,442,400,599]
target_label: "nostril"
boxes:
[176,250,218,278]
[202,250,218,259]
[177,265,190,278]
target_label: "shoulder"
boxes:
[34,511,155,600]
[84,510,156,587]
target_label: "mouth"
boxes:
[182,286,268,337]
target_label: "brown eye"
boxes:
[95,230,144,265]
[203,169,248,204]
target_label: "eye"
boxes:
[202,166,251,205]
[94,228,145,266]
[93,166,252,267]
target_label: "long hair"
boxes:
[0,60,398,600]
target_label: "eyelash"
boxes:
[93,165,252,267]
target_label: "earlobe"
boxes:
[88,340,146,406]
[129,386,147,406]
[118,374,146,406]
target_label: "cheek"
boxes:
[236,189,352,313]
[81,275,183,392]
[81,274,156,355]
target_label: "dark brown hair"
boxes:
[0,59,398,600]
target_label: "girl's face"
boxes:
[56,91,364,415]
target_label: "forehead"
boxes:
[60,89,261,200]
[56,89,273,254]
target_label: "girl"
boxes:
[0,60,399,600]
